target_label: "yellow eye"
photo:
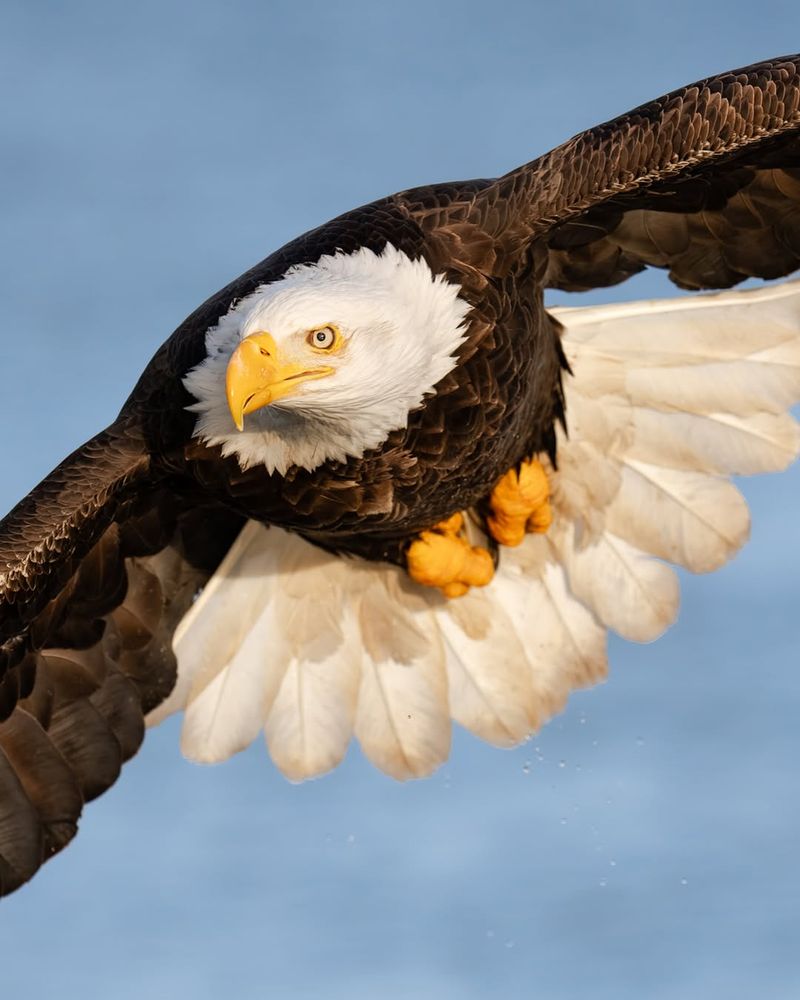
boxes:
[307,325,339,350]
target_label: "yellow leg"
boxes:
[407,512,494,598]
[487,458,552,547]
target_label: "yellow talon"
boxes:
[407,515,494,598]
[436,512,464,535]
[487,458,552,547]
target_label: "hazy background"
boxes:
[1,2,799,997]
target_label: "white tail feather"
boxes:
[264,544,361,779]
[553,527,679,642]
[627,409,800,475]
[604,461,750,573]
[147,279,800,780]
[439,590,541,747]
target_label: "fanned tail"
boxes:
[150,280,800,780]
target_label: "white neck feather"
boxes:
[183,245,470,474]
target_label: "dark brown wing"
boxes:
[410,55,800,292]
[0,421,244,894]
[0,422,149,640]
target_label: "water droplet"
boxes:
[346,834,356,845]
[609,859,617,867]
[558,760,566,769]
[599,878,608,888]
[680,877,688,886]
[636,736,645,747]
[486,929,495,939]
[504,939,515,949]
[522,761,531,774]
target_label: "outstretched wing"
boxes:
[0,423,243,894]
[410,55,800,292]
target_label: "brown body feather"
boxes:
[1,54,800,894]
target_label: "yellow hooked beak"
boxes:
[225,332,333,431]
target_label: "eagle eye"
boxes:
[307,325,339,351]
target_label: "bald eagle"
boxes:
[1,55,800,896]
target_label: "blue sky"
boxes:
[1,2,799,997]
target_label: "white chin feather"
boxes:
[145,278,800,783]
[182,244,471,474]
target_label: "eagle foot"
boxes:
[486,458,552,547]
[406,512,494,598]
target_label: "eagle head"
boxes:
[183,245,470,474]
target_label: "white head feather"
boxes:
[183,244,471,474]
